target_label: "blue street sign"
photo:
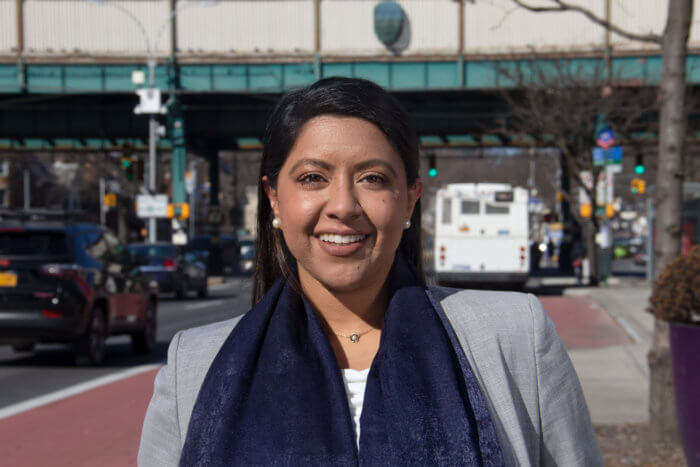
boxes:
[596,128,615,149]
[592,146,623,166]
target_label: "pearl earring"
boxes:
[404,219,411,229]
[272,217,281,229]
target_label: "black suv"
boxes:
[188,234,241,276]
[0,221,158,365]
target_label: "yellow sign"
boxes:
[0,271,17,287]
[579,204,614,218]
[631,178,646,194]
[580,204,592,218]
[605,203,615,218]
[176,203,190,220]
[167,203,190,220]
[104,193,117,207]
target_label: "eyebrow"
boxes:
[353,159,397,177]
[288,158,332,174]
[288,157,398,177]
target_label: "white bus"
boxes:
[433,183,530,288]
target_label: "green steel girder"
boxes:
[1,131,692,153]
[2,54,700,154]
[0,137,172,151]
[2,55,700,94]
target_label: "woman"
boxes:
[139,78,601,466]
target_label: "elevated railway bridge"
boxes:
[1,0,699,241]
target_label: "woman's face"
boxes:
[265,115,422,294]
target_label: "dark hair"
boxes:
[252,77,423,305]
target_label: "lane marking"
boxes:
[0,363,162,420]
[614,316,642,344]
[586,297,641,345]
[185,299,224,310]
[210,280,252,292]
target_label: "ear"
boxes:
[406,178,423,218]
[262,176,280,217]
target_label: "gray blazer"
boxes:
[139,288,602,466]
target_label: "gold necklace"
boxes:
[331,326,376,344]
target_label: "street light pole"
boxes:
[148,116,158,242]
[89,0,215,243]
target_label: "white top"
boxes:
[341,368,369,447]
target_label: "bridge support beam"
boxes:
[207,150,223,275]
[168,95,186,207]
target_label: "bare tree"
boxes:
[507,0,693,440]
[498,60,657,285]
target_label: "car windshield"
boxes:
[128,244,176,261]
[0,230,69,256]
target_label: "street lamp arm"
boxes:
[86,0,153,57]
[153,0,218,60]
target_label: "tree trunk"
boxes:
[648,0,693,442]
[584,221,599,286]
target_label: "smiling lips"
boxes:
[315,233,369,257]
[317,233,368,244]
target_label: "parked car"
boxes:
[128,243,208,299]
[0,221,158,365]
[634,252,648,266]
[187,234,241,276]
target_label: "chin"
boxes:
[305,264,377,294]
[320,272,370,293]
[321,279,368,294]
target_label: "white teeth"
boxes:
[318,234,367,244]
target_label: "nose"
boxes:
[324,177,362,222]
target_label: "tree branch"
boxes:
[511,0,662,44]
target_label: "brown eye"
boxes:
[360,174,386,185]
[298,173,326,185]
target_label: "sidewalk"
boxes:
[563,284,653,425]
[207,275,227,286]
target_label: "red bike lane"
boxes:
[0,294,632,465]
[538,295,633,350]
[0,368,158,467]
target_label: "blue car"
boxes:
[128,243,208,299]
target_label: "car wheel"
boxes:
[132,300,157,355]
[197,281,208,298]
[75,308,106,366]
[175,280,187,300]
[11,342,35,353]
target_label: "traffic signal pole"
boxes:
[148,115,157,242]
[95,0,212,245]
[99,177,106,225]
[168,98,186,207]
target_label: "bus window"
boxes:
[461,200,479,215]
[442,198,452,224]
[485,203,510,214]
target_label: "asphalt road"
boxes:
[611,257,647,277]
[0,277,252,410]
[0,260,644,411]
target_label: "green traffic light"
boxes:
[121,158,133,169]
[428,168,437,178]
[634,165,645,175]
[631,187,638,194]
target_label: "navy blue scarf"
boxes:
[180,256,503,466]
